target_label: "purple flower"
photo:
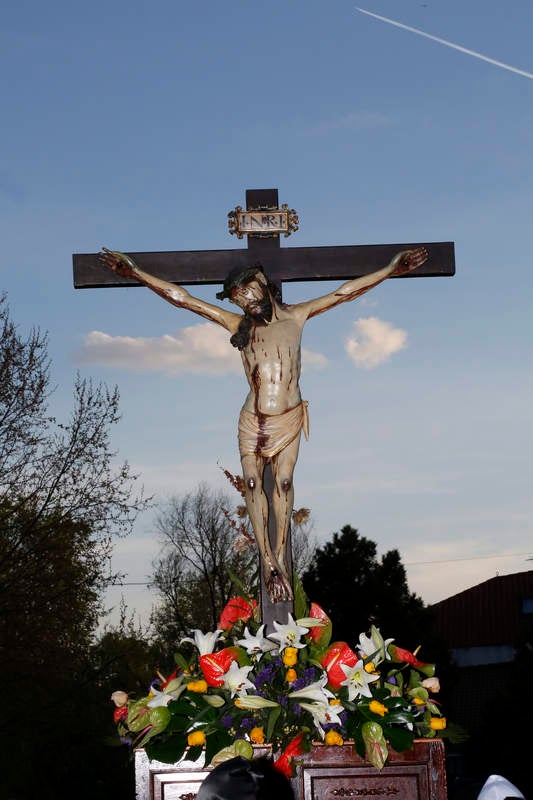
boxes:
[240,717,254,730]
[221,716,233,729]
[303,667,317,685]
[254,664,275,688]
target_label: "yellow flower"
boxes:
[285,668,297,683]
[429,716,446,731]
[329,698,342,706]
[413,697,425,706]
[369,700,387,717]
[283,647,298,667]
[187,730,206,747]
[187,680,208,693]
[364,662,376,673]
[250,727,265,744]
[325,730,344,746]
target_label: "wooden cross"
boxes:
[73,188,455,630]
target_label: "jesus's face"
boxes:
[230,278,272,321]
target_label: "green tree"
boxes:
[302,525,434,650]
[0,294,148,798]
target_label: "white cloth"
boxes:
[477,774,525,800]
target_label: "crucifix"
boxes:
[73,188,455,629]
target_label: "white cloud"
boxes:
[345,317,407,368]
[77,323,241,375]
[77,322,327,376]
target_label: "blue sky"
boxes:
[2,0,532,625]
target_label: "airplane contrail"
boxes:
[355,7,533,80]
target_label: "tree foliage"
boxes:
[302,524,434,650]
[0,294,149,798]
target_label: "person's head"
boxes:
[217,264,281,350]
[196,756,295,800]
[217,265,281,317]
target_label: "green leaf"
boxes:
[266,705,281,742]
[145,734,187,764]
[293,571,308,620]
[385,711,415,725]
[166,714,190,733]
[174,652,191,671]
[205,730,235,765]
[382,725,414,753]
[234,646,252,667]
[185,744,204,762]
[439,721,469,744]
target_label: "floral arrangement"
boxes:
[111,595,452,775]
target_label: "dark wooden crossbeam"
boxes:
[73,188,455,629]
[73,240,454,288]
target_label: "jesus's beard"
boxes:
[248,297,273,323]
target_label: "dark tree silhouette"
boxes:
[0,294,148,799]
[302,525,435,651]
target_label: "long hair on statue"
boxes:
[196,756,295,800]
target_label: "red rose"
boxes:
[320,641,358,689]
[199,647,239,686]
[306,602,332,647]
[218,597,257,630]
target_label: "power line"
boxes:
[405,551,532,567]
[108,551,533,586]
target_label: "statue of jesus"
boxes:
[99,246,428,602]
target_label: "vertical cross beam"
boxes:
[244,189,294,629]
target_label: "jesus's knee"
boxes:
[246,475,260,492]
[276,476,293,494]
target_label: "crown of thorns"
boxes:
[216,264,265,301]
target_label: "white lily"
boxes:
[358,625,393,665]
[268,613,309,650]
[340,659,380,701]
[146,688,174,708]
[298,700,345,738]
[288,674,334,704]
[236,625,277,656]
[223,661,255,698]
[181,628,222,656]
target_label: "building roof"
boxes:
[432,570,533,648]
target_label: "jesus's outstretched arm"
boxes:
[98,249,240,333]
[294,247,428,321]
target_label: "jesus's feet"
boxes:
[266,568,293,603]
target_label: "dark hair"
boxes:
[196,757,295,800]
[216,264,282,351]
